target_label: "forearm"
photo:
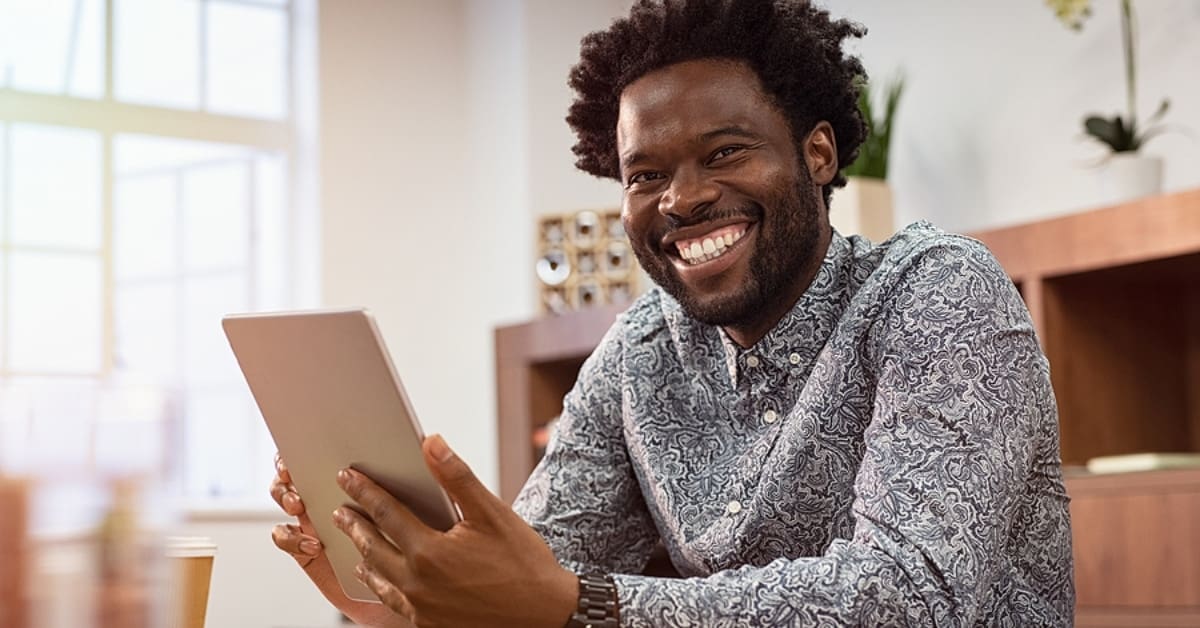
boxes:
[611,538,941,627]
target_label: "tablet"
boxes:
[222,308,460,602]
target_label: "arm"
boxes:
[610,242,1071,626]
[514,320,660,575]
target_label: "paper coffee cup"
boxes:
[164,537,217,628]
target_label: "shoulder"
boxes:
[877,221,1000,273]
[609,286,671,346]
[862,222,1011,298]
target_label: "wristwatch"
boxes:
[564,572,619,627]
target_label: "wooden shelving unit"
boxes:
[494,303,626,502]
[970,188,1200,625]
[495,188,1200,623]
[970,188,1200,467]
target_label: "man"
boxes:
[271,0,1075,625]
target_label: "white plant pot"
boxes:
[1100,153,1163,205]
[829,176,895,242]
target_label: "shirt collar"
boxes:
[662,231,853,387]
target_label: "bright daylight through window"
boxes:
[0,0,315,508]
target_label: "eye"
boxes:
[626,171,665,188]
[709,146,744,163]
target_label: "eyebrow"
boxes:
[620,125,762,173]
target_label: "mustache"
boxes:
[662,203,762,232]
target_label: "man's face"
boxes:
[617,59,827,328]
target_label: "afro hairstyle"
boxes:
[566,0,868,205]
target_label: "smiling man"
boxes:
[270,1,1074,626]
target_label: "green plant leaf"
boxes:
[1084,115,1123,151]
[1146,98,1170,125]
[842,74,904,180]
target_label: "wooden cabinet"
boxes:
[494,303,625,503]
[495,188,1200,622]
[971,188,1200,625]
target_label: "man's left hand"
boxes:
[333,434,579,628]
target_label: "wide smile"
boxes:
[668,222,756,282]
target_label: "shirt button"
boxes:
[788,353,801,365]
[763,409,778,424]
[745,355,760,368]
[726,500,743,515]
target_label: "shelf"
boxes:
[494,303,626,502]
[970,189,1200,466]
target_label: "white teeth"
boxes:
[676,226,748,265]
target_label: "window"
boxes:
[0,0,316,508]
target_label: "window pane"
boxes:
[0,0,104,98]
[182,273,246,389]
[0,380,33,472]
[115,173,178,281]
[183,161,250,271]
[94,381,172,475]
[116,134,250,175]
[255,154,288,310]
[4,377,98,474]
[183,388,253,497]
[115,0,200,109]
[115,280,177,379]
[10,124,102,249]
[0,254,6,364]
[8,252,102,373]
[1,123,6,243]
[206,2,288,119]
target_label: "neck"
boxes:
[722,224,833,348]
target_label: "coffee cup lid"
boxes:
[165,536,218,557]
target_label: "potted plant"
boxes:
[1048,0,1170,202]
[831,75,904,242]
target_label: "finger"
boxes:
[423,434,504,523]
[332,506,409,588]
[275,452,293,485]
[271,523,323,566]
[356,563,417,622]
[336,468,434,554]
[269,478,306,517]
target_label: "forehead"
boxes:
[617,59,786,152]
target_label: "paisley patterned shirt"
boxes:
[513,223,1075,627]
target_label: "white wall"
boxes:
[197,1,1200,625]
[830,0,1200,232]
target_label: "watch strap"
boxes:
[565,572,619,628]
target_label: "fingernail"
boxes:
[337,468,352,487]
[354,562,367,582]
[428,434,454,462]
[299,539,321,555]
[332,508,346,526]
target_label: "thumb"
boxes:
[423,434,502,523]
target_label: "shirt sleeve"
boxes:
[610,240,1073,627]
[512,320,659,575]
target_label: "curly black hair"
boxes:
[567,0,868,205]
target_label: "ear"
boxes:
[802,121,838,187]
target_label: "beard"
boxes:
[631,168,822,328]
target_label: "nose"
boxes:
[658,168,719,222]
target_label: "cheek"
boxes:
[621,198,658,243]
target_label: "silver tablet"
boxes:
[222,307,460,602]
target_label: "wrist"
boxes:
[543,565,581,628]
